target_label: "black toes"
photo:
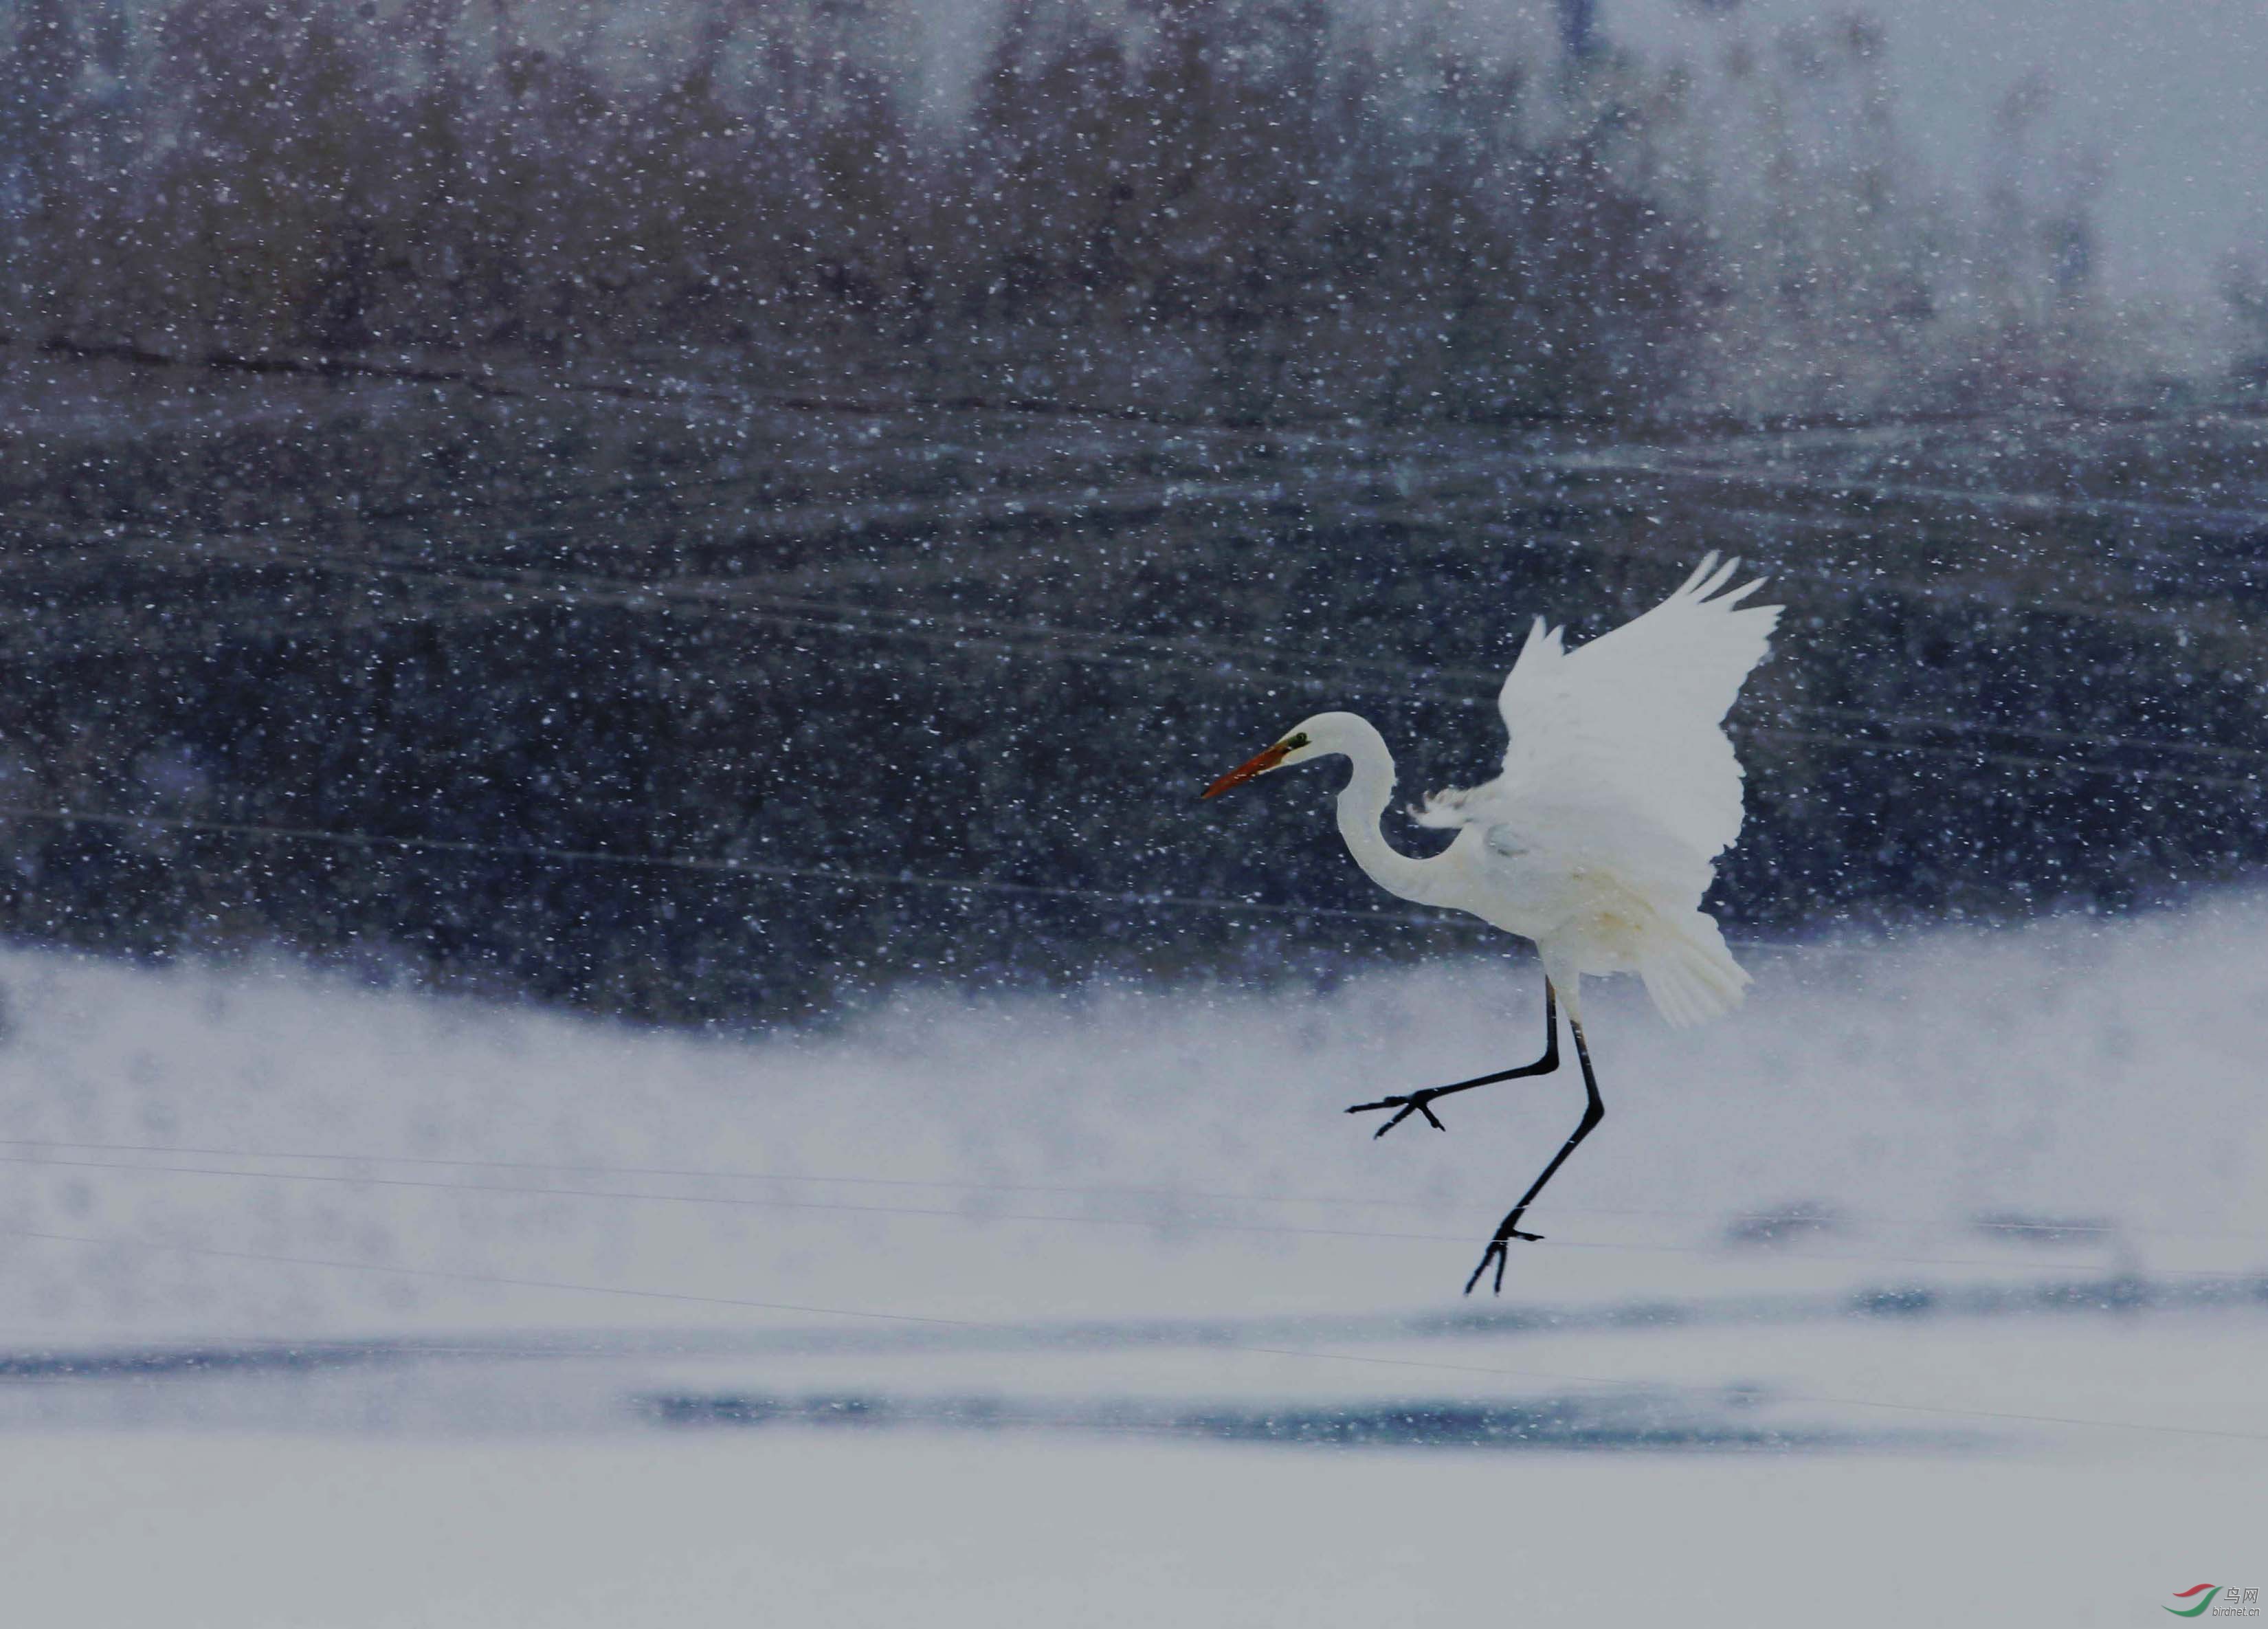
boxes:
[1355,1092,1447,1138]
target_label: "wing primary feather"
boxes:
[1676,551,1723,596]
[1408,558,1778,1024]
[1434,556,1782,876]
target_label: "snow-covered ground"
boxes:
[0,897,2263,1624]
[3,896,2263,1334]
[3,1433,2257,1628]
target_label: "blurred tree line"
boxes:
[5,0,2175,423]
[0,0,1710,419]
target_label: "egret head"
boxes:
[1200,715,1342,799]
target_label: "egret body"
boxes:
[1203,555,1781,1292]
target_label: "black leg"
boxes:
[1464,1013,1605,1296]
[1347,982,1561,1138]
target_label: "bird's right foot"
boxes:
[1346,1089,1451,1138]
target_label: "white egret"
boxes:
[1202,554,1781,1292]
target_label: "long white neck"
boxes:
[1320,713,1441,908]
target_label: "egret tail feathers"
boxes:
[1638,912,1750,1028]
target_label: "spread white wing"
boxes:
[1419,554,1781,896]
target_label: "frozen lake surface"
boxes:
[0,894,2262,1623]
[3,1432,2256,1627]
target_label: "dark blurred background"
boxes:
[1,0,2264,1023]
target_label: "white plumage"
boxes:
[1410,552,1780,1024]
[1440,551,1774,863]
[1206,553,1781,1026]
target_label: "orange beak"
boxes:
[1202,742,1291,799]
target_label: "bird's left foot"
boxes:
[1346,1089,1451,1138]
[1462,1229,1545,1296]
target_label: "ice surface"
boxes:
[0,899,2262,1623]
[0,1432,2256,1627]
[1,894,2264,1337]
